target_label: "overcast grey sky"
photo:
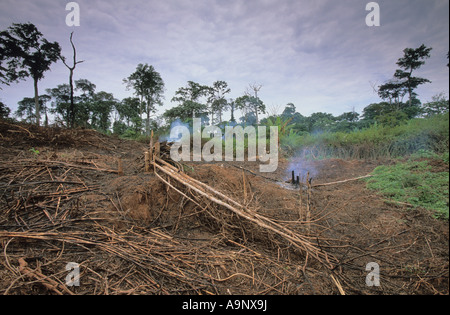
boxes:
[1,0,449,119]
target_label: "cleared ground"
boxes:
[0,121,448,295]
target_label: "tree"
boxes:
[422,93,449,117]
[376,110,408,127]
[306,112,336,132]
[361,99,418,126]
[338,111,360,123]
[394,44,432,108]
[60,32,84,128]
[235,95,265,126]
[1,29,28,86]
[74,78,96,127]
[123,64,165,135]
[47,84,71,126]
[16,95,50,125]
[377,79,408,108]
[16,97,38,123]
[0,101,10,118]
[244,83,265,124]
[90,91,117,132]
[238,111,257,126]
[170,81,209,121]
[115,97,142,132]
[332,111,360,132]
[374,45,432,124]
[0,23,61,126]
[281,103,296,118]
[47,79,118,131]
[362,102,387,123]
[207,80,230,124]
[163,102,209,124]
[398,97,422,119]
[229,98,237,123]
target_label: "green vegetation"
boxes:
[365,152,449,219]
[29,147,40,156]
[278,113,449,160]
[276,113,449,220]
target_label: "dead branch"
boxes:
[151,156,338,269]
[18,258,75,295]
[312,174,373,187]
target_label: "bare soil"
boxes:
[0,121,448,295]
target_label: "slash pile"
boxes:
[1,121,447,295]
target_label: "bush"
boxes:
[288,113,449,160]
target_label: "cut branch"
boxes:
[312,174,373,188]
[151,156,337,269]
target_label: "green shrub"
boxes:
[289,113,449,160]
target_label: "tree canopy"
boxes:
[123,63,165,135]
[0,23,61,126]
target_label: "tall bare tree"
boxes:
[243,83,266,124]
[61,32,84,128]
[245,83,265,124]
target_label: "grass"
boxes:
[365,152,449,219]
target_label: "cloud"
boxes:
[0,0,448,119]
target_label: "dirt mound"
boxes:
[106,175,188,227]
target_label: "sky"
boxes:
[0,0,449,121]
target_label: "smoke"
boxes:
[159,119,191,142]
[285,148,320,182]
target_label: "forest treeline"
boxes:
[1,23,449,157]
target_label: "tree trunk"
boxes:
[69,69,74,128]
[44,108,48,127]
[230,103,235,122]
[61,32,83,129]
[146,110,150,136]
[408,87,413,108]
[34,78,40,126]
[408,69,413,108]
[139,95,144,134]
[254,89,260,125]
